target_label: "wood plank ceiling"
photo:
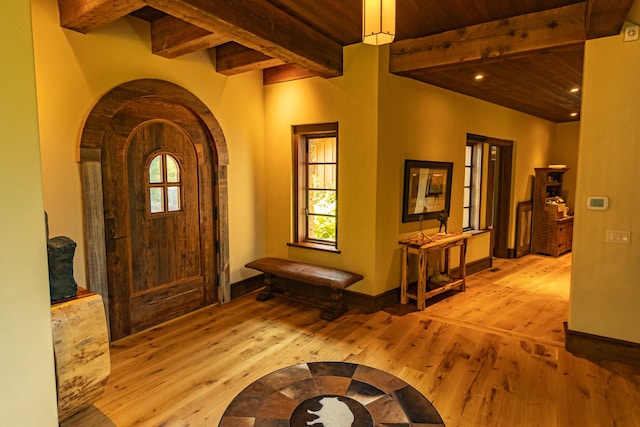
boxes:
[58,0,635,123]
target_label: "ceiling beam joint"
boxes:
[390,3,586,74]
[585,0,635,39]
[143,0,343,78]
[58,0,145,33]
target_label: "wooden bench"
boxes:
[245,257,364,320]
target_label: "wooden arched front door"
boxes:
[103,106,215,339]
[79,80,230,341]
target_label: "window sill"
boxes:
[463,228,492,237]
[287,242,341,254]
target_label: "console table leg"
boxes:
[417,251,428,310]
[400,246,409,304]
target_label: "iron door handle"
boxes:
[106,217,127,252]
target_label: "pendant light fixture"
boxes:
[362,0,396,45]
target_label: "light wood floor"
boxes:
[62,253,640,427]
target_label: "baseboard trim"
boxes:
[564,322,640,366]
[232,274,398,314]
[230,274,264,299]
[466,256,493,275]
[232,257,493,313]
[344,288,399,313]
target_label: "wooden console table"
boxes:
[399,233,470,310]
[51,288,110,422]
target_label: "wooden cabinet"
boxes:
[549,216,574,256]
[531,167,573,256]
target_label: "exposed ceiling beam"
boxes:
[143,0,343,78]
[151,16,230,58]
[263,64,318,85]
[58,0,145,33]
[390,3,586,74]
[585,0,635,39]
[214,43,284,76]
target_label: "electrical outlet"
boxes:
[624,25,639,42]
[606,230,631,244]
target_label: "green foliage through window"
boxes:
[308,186,336,241]
[307,136,337,243]
[293,123,339,249]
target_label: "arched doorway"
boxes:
[79,79,230,340]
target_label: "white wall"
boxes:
[0,2,58,424]
[570,30,640,343]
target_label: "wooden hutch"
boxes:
[531,167,573,256]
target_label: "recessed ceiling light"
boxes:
[570,87,580,93]
[474,73,484,81]
[570,112,579,117]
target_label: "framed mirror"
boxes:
[402,159,453,223]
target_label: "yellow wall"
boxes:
[552,122,580,210]
[264,44,557,295]
[376,49,556,291]
[30,0,571,300]
[0,2,58,424]
[31,0,266,286]
[570,30,640,343]
[8,1,638,421]
[30,0,560,299]
[264,44,381,293]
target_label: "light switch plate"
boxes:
[606,230,631,244]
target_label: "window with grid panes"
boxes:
[148,152,182,215]
[291,123,338,251]
[463,140,483,231]
[463,145,473,229]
